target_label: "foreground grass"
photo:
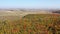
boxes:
[0,14,60,34]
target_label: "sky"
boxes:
[0,0,60,9]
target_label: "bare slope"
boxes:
[0,10,52,17]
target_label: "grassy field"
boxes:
[0,14,60,34]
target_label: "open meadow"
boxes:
[0,11,60,34]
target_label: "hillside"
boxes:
[0,10,52,16]
[0,13,60,34]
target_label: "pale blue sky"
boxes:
[0,0,60,9]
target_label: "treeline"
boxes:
[52,10,60,14]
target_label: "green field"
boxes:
[0,14,60,34]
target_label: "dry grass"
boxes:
[0,13,60,34]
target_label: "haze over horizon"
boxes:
[0,0,60,9]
